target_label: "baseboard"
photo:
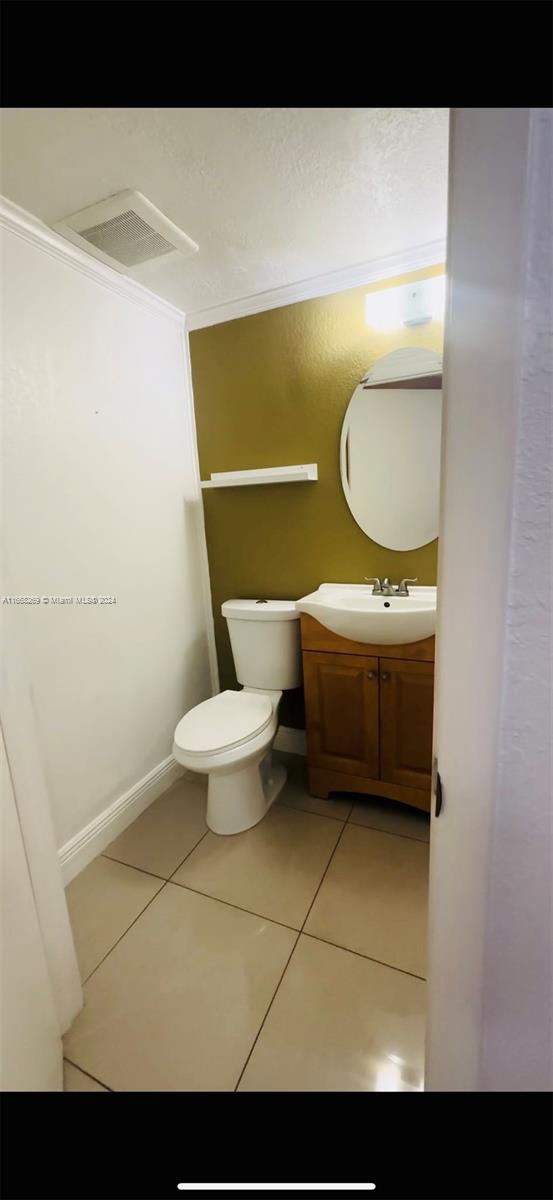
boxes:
[58,756,185,885]
[60,732,305,884]
[274,725,306,756]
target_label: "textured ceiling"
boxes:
[0,107,449,315]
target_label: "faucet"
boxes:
[396,577,418,595]
[364,576,418,596]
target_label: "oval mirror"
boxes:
[340,347,443,551]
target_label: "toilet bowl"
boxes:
[174,687,285,834]
[173,599,301,835]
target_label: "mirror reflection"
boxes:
[340,348,443,551]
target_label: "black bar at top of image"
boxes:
[0,1,552,108]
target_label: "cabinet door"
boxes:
[380,658,434,791]
[303,651,379,777]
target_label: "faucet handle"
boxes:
[364,577,382,594]
[397,577,418,595]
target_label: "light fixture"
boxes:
[365,275,446,331]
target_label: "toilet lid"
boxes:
[174,690,273,755]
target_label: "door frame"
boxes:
[425,108,552,1091]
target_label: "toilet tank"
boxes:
[221,599,301,690]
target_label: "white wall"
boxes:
[426,109,552,1091]
[1,206,213,852]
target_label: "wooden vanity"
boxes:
[301,613,434,812]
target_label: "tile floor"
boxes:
[63,753,429,1092]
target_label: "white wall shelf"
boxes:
[200,464,318,489]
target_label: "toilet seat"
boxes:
[174,689,273,757]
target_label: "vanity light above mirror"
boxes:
[365,276,446,332]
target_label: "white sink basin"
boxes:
[296,583,437,645]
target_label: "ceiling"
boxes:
[0,107,449,318]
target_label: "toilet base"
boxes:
[206,752,287,836]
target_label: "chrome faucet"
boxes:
[364,576,418,596]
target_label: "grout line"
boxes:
[274,754,354,823]
[168,870,427,984]
[278,757,428,842]
[74,785,427,1091]
[296,818,427,982]
[166,879,301,934]
[301,930,427,983]
[63,1058,114,1092]
[97,858,426,986]
[168,806,347,938]
[233,932,301,1092]
[100,827,210,885]
[278,755,429,842]
[231,820,349,1090]
[276,798,351,824]
[80,881,168,985]
[345,817,430,844]
[100,854,168,882]
[299,819,348,933]
[80,828,211,986]
[167,829,210,880]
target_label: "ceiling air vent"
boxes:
[52,190,198,275]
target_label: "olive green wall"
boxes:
[190,265,445,728]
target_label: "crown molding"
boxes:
[0,195,187,326]
[186,239,447,331]
[1,195,446,334]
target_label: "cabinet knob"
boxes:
[366,670,376,679]
[381,671,390,680]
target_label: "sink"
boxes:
[296,583,437,645]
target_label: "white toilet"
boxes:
[173,599,301,835]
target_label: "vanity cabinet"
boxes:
[301,614,434,812]
[379,658,434,792]
[302,651,380,779]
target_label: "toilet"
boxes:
[173,599,301,835]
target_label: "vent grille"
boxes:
[79,210,175,267]
[53,190,198,273]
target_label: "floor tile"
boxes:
[103,774,207,878]
[275,753,353,821]
[64,884,296,1092]
[172,804,342,928]
[63,1061,108,1092]
[238,934,425,1091]
[305,824,429,977]
[349,795,430,842]
[65,856,163,982]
